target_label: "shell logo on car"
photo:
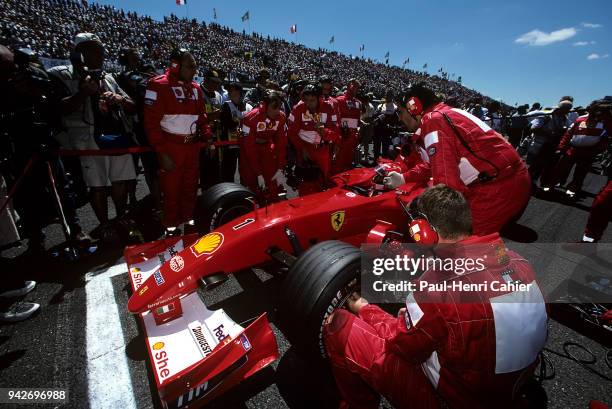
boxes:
[152,341,165,351]
[191,232,224,258]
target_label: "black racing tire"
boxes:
[196,183,255,233]
[277,240,361,361]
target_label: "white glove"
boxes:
[383,171,405,189]
[257,175,266,190]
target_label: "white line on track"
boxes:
[85,262,137,409]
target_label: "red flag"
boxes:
[176,0,186,5]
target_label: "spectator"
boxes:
[508,104,529,147]
[244,68,270,106]
[48,33,137,239]
[525,99,572,189]
[219,82,252,183]
[199,69,224,189]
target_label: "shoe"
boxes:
[0,302,40,322]
[0,281,36,298]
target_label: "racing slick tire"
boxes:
[196,183,255,233]
[277,240,361,361]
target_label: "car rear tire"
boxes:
[277,240,361,361]
[196,183,255,233]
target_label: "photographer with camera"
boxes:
[116,48,161,214]
[48,33,136,241]
[0,44,63,321]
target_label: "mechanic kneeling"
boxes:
[384,83,531,235]
[324,185,548,409]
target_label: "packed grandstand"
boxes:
[0,0,497,106]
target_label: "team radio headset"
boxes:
[396,195,439,245]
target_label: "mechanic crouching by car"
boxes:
[324,184,548,409]
[384,83,530,235]
[239,90,287,200]
[144,48,211,237]
[288,83,340,195]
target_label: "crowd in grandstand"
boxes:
[1,0,492,104]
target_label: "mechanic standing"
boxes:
[334,79,362,173]
[384,83,530,235]
[239,90,287,199]
[144,49,211,236]
[551,99,611,197]
[288,84,340,194]
[324,184,548,409]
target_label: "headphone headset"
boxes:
[169,48,189,76]
[406,96,424,116]
[397,197,439,245]
[406,210,439,245]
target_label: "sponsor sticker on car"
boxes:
[154,271,165,286]
[169,255,184,272]
[191,232,224,258]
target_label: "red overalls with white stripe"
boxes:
[324,233,548,409]
[288,99,340,190]
[402,103,530,235]
[239,106,287,195]
[144,73,210,227]
[553,114,610,192]
[334,92,362,172]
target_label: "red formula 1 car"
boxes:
[126,157,425,407]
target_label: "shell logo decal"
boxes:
[191,232,224,258]
[152,341,165,350]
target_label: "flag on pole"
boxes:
[329,36,335,44]
[385,58,389,65]
[290,24,297,34]
[458,76,462,83]
[176,0,186,5]
[384,51,390,58]
[241,11,250,21]
[423,63,428,69]
[359,44,365,52]
[213,8,217,19]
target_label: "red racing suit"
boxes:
[402,103,530,235]
[334,92,363,172]
[553,114,610,192]
[585,179,612,241]
[144,72,211,227]
[324,233,548,409]
[239,105,287,196]
[288,99,341,188]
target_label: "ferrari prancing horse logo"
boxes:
[331,211,345,232]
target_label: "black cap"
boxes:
[204,69,221,82]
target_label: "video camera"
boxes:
[13,47,53,93]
